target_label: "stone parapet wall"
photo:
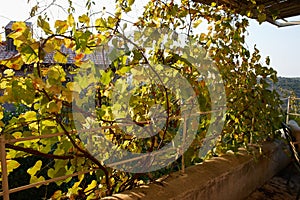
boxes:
[103,140,290,200]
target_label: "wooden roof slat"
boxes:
[193,0,300,26]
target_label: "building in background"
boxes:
[0,21,110,80]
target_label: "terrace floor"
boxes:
[247,163,300,200]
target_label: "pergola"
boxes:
[194,0,300,27]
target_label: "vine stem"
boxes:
[55,118,112,195]
[38,83,112,194]
[117,32,171,150]
[5,143,81,160]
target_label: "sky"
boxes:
[0,0,300,77]
[247,19,300,78]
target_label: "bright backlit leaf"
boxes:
[7,160,20,173]
[55,20,69,34]
[27,160,43,176]
[54,51,68,64]
[38,16,53,35]
[20,111,37,122]
[79,14,90,26]
[84,180,98,193]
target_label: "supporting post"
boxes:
[0,134,9,200]
[286,96,290,124]
[181,116,187,174]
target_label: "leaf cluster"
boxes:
[0,0,284,198]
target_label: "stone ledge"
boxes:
[103,140,290,200]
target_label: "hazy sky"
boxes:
[1,0,299,77]
[247,19,300,78]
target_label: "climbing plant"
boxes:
[0,0,283,199]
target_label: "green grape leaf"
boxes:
[38,16,53,35]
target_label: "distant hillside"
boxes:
[276,77,300,98]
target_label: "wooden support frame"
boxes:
[0,109,224,199]
[0,134,9,200]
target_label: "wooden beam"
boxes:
[193,0,300,21]
[0,135,10,200]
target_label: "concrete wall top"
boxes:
[103,140,290,200]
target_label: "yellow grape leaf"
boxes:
[62,90,73,103]
[55,20,69,34]
[12,132,22,139]
[87,193,96,200]
[29,175,45,186]
[68,182,82,196]
[66,82,74,91]
[95,18,107,31]
[117,66,130,75]
[64,38,75,49]
[206,39,212,48]
[54,51,68,64]
[100,70,112,85]
[199,33,206,42]
[47,101,60,113]
[79,14,90,26]
[128,0,135,6]
[27,160,43,176]
[29,122,39,134]
[9,22,27,39]
[7,160,20,173]
[54,147,65,155]
[21,42,40,64]
[47,168,55,178]
[20,111,37,122]
[84,180,98,193]
[193,19,202,28]
[47,68,60,80]
[72,174,84,190]
[258,13,267,23]
[3,69,15,76]
[48,65,66,82]
[246,10,252,17]
[33,103,40,110]
[51,190,62,199]
[43,119,57,127]
[1,55,24,70]
[71,82,82,93]
[43,42,55,53]
[30,5,38,17]
[74,53,85,62]
[74,53,85,66]
[67,14,75,27]
[38,16,53,35]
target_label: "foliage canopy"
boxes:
[0,0,283,199]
